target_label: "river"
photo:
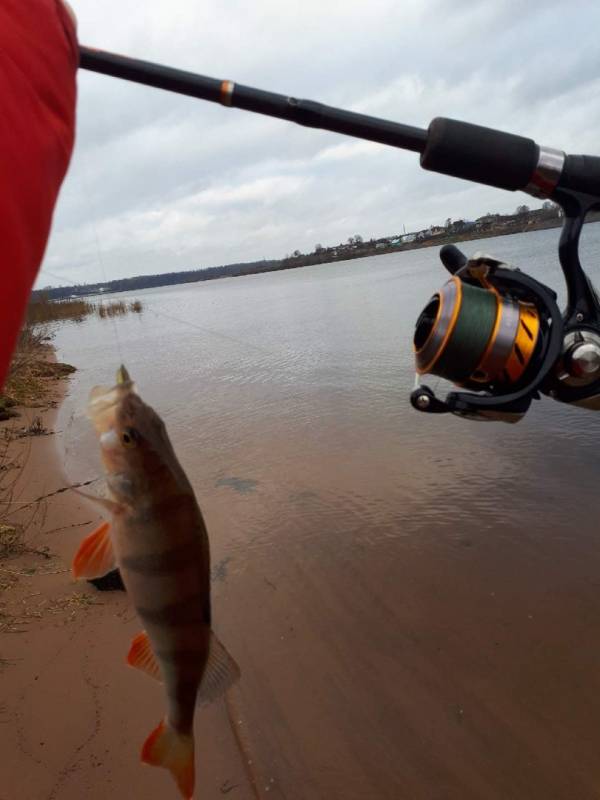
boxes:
[53,224,600,799]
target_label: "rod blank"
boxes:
[79,46,600,200]
[79,46,428,154]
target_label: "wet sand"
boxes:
[3,361,600,799]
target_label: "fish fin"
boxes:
[72,521,116,579]
[141,719,195,800]
[127,631,162,682]
[88,384,113,403]
[197,630,241,707]
[71,486,122,514]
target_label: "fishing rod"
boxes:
[79,46,600,423]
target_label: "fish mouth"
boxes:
[88,365,135,434]
[116,365,131,385]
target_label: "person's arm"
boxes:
[0,0,78,389]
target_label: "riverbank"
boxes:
[0,347,255,799]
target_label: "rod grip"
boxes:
[560,154,600,197]
[420,118,539,192]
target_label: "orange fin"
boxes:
[127,631,162,682]
[141,719,195,799]
[126,628,240,704]
[72,521,116,579]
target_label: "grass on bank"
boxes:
[2,293,143,412]
[28,296,143,324]
[26,298,94,324]
[1,326,70,410]
[0,297,105,560]
[97,299,143,317]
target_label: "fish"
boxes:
[72,365,240,799]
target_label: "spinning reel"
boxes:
[412,190,600,422]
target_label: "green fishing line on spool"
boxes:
[415,281,498,382]
[435,283,497,381]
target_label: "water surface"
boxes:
[53,225,600,798]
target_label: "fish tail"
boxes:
[141,718,195,799]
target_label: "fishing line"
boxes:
[38,267,74,285]
[78,160,275,363]
[49,151,127,487]
[144,305,275,356]
[225,687,263,800]
[80,151,125,366]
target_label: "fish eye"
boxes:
[121,427,139,448]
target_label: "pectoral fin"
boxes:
[71,486,122,514]
[72,521,116,579]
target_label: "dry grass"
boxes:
[27,295,144,324]
[2,326,55,407]
[13,417,50,439]
[27,297,94,324]
[96,299,143,317]
[0,427,54,564]
[0,432,25,560]
[1,295,143,409]
[0,524,20,558]
[2,337,75,408]
[97,300,126,318]
[0,323,72,562]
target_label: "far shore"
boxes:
[39,210,600,302]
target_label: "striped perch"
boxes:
[72,366,239,799]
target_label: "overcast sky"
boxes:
[39,0,600,287]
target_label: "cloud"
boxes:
[39,0,600,286]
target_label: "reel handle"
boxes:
[439,244,468,275]
[410,385,450,414]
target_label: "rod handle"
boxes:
[420,117,538,192]
[561,154,600,198]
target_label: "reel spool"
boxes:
[411,247,564,422]
[414,276,541,389]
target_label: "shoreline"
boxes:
[41,214,598,301]
[0,349,255,799]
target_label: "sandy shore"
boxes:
[0,361,256,800]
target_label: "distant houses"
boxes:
[398,232,417,244]
[306,205,561,263]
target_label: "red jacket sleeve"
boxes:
[0,0,77,389]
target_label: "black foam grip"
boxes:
[439,244,467,275]
[420,118,539,191]
[560,154,600,197]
